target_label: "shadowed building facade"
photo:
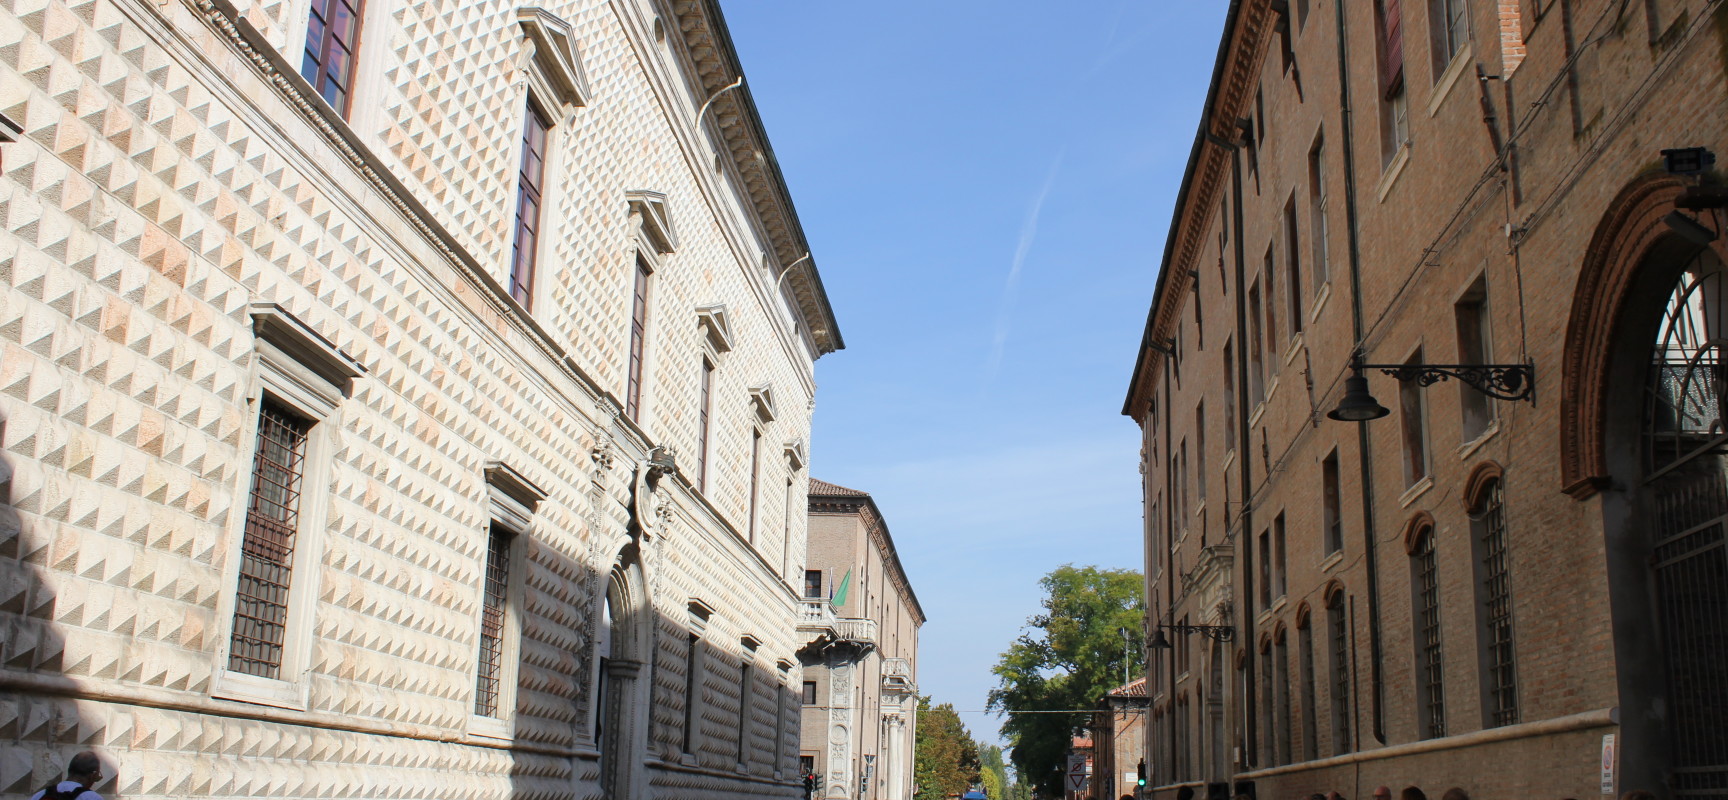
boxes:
[1125,0,1728,798]
[0,0,842,797]
[798,479,924,800]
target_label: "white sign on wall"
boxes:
[1600,733,1616,795]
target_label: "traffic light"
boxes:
[1137,759,1147,787]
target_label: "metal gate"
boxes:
[1643,253,1728,798]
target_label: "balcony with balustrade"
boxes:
[797,600,878,655]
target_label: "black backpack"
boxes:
[38,783,91,800]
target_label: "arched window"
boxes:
[1274,627,1291,765]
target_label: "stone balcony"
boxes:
[797,600,878,655]
[881,657,916,695]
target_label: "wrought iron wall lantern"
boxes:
[1147,622,1236,650]
[1327,351,1535,422]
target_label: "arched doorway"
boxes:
[597,550,650,800]
[1600,237,1728,798]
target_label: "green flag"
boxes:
[830,568,852,609]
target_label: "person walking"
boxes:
[29,752,105,800]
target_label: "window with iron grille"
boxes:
[228,400,313,678]
[1329,592,1352,754]
[509,103,551,309]
[1259,641,1275,766]
[1298,622,1318,761]
[737,662,751,763]
[1411,526,1446,738]
[1474,478,1520,727]
[300,0,363,114]
[683,633,700,755]
[626,257,651,419]
[474,525,512,717]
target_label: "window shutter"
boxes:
[1379,0,1405,99]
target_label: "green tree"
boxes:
[914,696,981,799]
[979,744,1008,799]
[987,565,1144,799]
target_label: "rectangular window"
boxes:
[1377,0,1406,99]
[1382,85,1410,165]
[1456,278,1494,441]
[805,570,822,599]
[748,429,762,543]
[474,525,512,717]
[1299,623,1319,761]
[1284,197,1303,334]
[626,258,651,420]
[1400,349,1430,486]
[229,400,313,679]
[1195,403,1207,504]
[1263,248,1280,364]
[1258,529,1272,611]
[1309,137,1331,292]
[683,634,701,754]
[698,359,714,491]
[1429,0,1469,75]
[300,0,363,114]
[1248,285,1266,407]
[1322,451,1343,554]
[737,662,751,764]
[1178,439,1189,526]
[1329,595,1352,754]
[802,680,817,705]
[1412,528,1447,739]
[1274,513,1288,600]
[1192,284,1205,350]
[509,104,550,309]
[1223,342,1237,452]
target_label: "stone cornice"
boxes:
[663,0,843,356]
[1125,0,1273,418]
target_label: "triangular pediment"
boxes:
[518,8,591,108]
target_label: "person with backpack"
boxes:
[29,751,105,800]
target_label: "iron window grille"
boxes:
[1329,596,1352,754]
[1413,528,1447,738]
[474,525,512,717]
[1476,479,1520,726]
[229,401,312,678]
[626,258,651,419]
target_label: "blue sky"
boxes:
[723,2,1230,745]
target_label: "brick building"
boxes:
[1088,678,1150,800]
[0,0,841,797]
[798,479,924,800]
[1124,0,1728,798]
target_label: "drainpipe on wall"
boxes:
[1333,0,1387,746]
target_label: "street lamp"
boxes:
[1146,622,1235,649]
[1326,350,1534,422]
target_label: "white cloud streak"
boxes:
[985,150,1065,379]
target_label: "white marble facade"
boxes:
[0,0,840,797]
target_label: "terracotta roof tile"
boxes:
[1108,677,1148,697]
[809,478,870,497]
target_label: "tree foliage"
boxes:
[914,696,981,800]
[987,565,1144,799]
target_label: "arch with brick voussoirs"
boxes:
[1564,169,1728,797]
